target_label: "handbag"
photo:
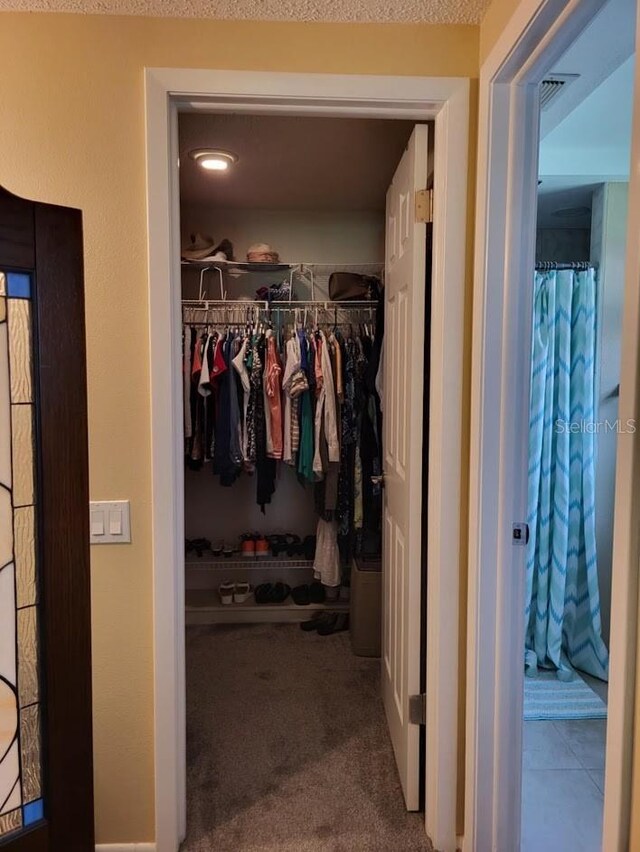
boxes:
[328,272,380,301]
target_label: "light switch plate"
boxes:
[89,500,131,544]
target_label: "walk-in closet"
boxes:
[179,111,433,850]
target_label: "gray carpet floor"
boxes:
[182,623,434,852]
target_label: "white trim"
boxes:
[145,68,469,852]
[95,845,156,852]
[467,1,639,850]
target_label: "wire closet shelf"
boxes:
[181,260,384,301]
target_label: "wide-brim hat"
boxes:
[182,233,216,261]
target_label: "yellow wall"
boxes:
[0,12,479,843]
[480,0,520,63]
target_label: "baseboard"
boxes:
[95,844,156,852]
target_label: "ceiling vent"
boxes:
[539,74,580,110]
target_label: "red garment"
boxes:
[211,335,228,379]
[265,335,283,459]
[192,334,204,378]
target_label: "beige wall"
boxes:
[0,12,479,843]
[479,0,520,62]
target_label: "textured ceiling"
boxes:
[0,0,489,23]
[179,113,417,210]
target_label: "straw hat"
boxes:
[247,243,280,264]
[182,233,216,261]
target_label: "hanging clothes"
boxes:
[181,302,382,543]
[313,517,341,587]
[265,331,283,460]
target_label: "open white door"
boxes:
[382,123,429,811]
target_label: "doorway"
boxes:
[522,7,634,846]
[468,0,640,850]
[179,112,428,849]
[145,71,468,852]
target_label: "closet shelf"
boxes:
[183,260,383,300]
[181,260,383,271]
[186,589,349,625]
[185,556,315,570]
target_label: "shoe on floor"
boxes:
[317,613,350,636]
[300,613,331,632]
[219,581,235,605]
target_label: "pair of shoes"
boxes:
[218,582,252,605]
[240,534,270,558]
[291,582,326,606]
[266,534,288,556]
[300,613,350,635]
[254,582,291,604]
[185,537,212,557]
[302,535,317,559]
[212,540,234,558]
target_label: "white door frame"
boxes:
[466,1,640,850]
[144,69,469,852]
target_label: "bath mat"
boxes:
[523,671,607,720]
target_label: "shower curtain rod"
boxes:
[535,261,598,271]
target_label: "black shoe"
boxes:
[291,584,311,605]
[189,537,212,557]
[272,582,291,603]
[300,614,331,632]
[255,583,273,604]
[317,613,350,636]
[308,582,326,604]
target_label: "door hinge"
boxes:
[415,188,433,224]
[409,693,427,725]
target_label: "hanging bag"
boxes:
[328,272,380,301]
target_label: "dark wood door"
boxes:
[0,186,94,851]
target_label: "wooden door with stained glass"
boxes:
[0,187,94,850]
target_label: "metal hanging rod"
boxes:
[181,299,378,309]
[535,261,598,271]
[181,260,384,269]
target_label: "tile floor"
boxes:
[521,717,606,852]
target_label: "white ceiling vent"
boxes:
[539,74,580,110]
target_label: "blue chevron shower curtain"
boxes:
[525,268,609,682]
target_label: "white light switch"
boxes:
[89,500,131,544]
[109,510,122,535]
[90,510,105,536]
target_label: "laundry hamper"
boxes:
[350,557,382,657]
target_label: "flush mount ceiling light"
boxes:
[189,148,238,172]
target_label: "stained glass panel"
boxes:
[0,320,10,491]
[14,507,36,609]
[10,404,34,508]
[0,271,43,839]
[20,704,41,802]
[0,808,21,835]
[7,299,32,404]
